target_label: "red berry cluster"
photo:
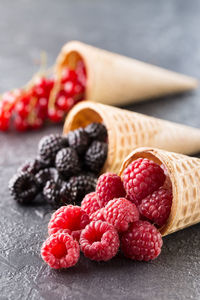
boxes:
[0,61,86,132]
[122,158,172,226]
[41,160,170,269]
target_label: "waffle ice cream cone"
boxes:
[119,147,200,236]
[55,41,198,105]
[63,101,200,174]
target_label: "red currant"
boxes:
[61,69,77,84]
[32,77,53,98]
[15,96,31,118]
[48,108,64,123]
[76,61,87,86]
[36,97,48,120]
[0,110,10,131]
[14,115,29,132]
[31,117,44,130]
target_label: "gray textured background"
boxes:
[1,0,200,299]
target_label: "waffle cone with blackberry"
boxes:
[63,101,200,174]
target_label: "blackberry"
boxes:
[9,172,39,204]
[62,135,69,147]
[79,173,97,195]
[84,141,108,174]
[55,148,81,178]
[35,168,59,188]
[17,158,49,175]
[60,182,72,205]
[67,128,90,155]
[67,174,97,203]
[66,176,79,203]
[43,179,63,207]
[38,134,64,163]
[85,122,107,142]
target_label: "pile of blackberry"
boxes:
[9,122,108,207]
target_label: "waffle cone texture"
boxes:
[119,147,200,236]
[55,41,198,105]
[63,101,200,174]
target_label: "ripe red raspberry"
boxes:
[81,192,100,216]
[103,198,139,232]
[96,173,126,207]
[138,187,172,227]
[122,158,166,205]
[48,205,90,241]
[90,208,105,222]
[80,221,120,261]
[41,232,80,269]
[121,220,163,261]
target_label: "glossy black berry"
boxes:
[78,173,97,195]
[35,168,59,188]
[85,122,107,142]
[84,141,108,174]
[9,172,39,204]
[43,179,63,207]
[67,128,90,155]
[67,174,97,203]
[60,182,72,205]
[55,147,81,178]
[38,134,64,163]
[17,158,49,175]
[62,135,69,147]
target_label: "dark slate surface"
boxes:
[1,0,200,299]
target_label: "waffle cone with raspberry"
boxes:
[63,101,200,174]
[55,41,197,105]
[119,147,200,236]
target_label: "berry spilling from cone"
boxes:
[0,61,86,132]
[9,123,108,206]
[8,118,173,269]
[40,157,172,269]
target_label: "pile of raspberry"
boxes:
[0,61,86,132]
[9,122,108,207]
[41,158,172,269]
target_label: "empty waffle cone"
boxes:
[55,41,198,105]
[119,147,200,236]
[63,101,200,174]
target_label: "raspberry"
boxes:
[121,220,163,261]
[35,168,58,188]
[41,232,80,269]
[48,205,90,240]
[122,158,166,205]
[67,174,97,203]
[85,122,107,142]
[55,148,81,178]
[67,128,90,155]
[96,173,126,207]
[138,187,172,227]
[9,172,39,204]
[90,208,105,222]
[80,221,120,261]
[103,198,139,232]
[84,141,108,174]
[81,192,100,216]
[38,134,64,163]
